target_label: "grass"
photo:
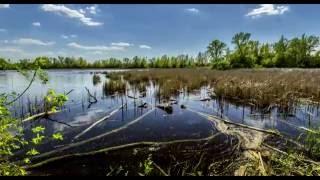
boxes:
[106,68,320,113]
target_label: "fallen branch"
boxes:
[22,110,62,123]
[28,108,156,162]
[73,104,127,140]
[187,108,305,149]
[5,69,37,106]
[153,162,169,176]
[85,87,97,104]
[46,117,73,127]
[25,133,222,169]
[187,108,280,136]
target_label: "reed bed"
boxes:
[106,68,320,112]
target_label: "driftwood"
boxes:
[22,110,62,123]
[25,133,222,169]
[187,108,305,149]
[73,104,127,140]
[28,108,156,162]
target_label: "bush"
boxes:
[212,60,231,70]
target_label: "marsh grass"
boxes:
[107,69,320,113]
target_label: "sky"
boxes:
[0,4,320,61]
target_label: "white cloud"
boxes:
[0,47,23,53]
[13,38,55,46]
[79,8,85,14]
[61,34,77,39]
[246,4,289,18]
[0,28,7,32]
[32,22,41,27]
[41,4,103,26]
[67,42,125,51]
[139,45,152,49]
[0,4,10,8]
[185,8,199,13]
[61,35,69,39]
[86,5,99,15]
[111,42,133,47]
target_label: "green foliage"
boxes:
[211,59,231,70]
[44,89,68,112]
[0,64,68,176]
[52,132,63,141]
[139,154,154,176]
[305,129,320,158]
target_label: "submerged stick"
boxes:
[28,108,156,162]
[187,108,305,149]
[187,108,280,136]
[73,104,127,140]
[22,110,62,123]
[85,87,98,103]
[25,133,222,169]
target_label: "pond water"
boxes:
[1,69,320,174]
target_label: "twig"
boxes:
[153,162,169,176]
[65,89,74,95]
[5,70,37,106]
[262,143,320,166]
[85,87,97,103]
[46,117,73,127]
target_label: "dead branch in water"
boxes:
[22,110,62,123]
[27,108,156,162]
[73,104,128,140]
[24,133,222,169]
[46,117,73,127]
[186,107,305,149]
[5,70,37,106]
[85,87,98,104]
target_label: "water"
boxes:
[1,69,320,173]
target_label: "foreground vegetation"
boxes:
[2,32,320,70]
[0,62,67,175]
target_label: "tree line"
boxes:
[1,32,320,70]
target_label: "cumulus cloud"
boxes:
[32,22,41,27]
[67,42,124,51]
[139,45,152,49]
[41,4,103,26]
[246,4,289,18]
[0,4,10,8]
[111,42,133,47]
[13,38,55,46]
[185,8,199,13]
[86,5,99,15]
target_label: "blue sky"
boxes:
[0,4,319,61]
